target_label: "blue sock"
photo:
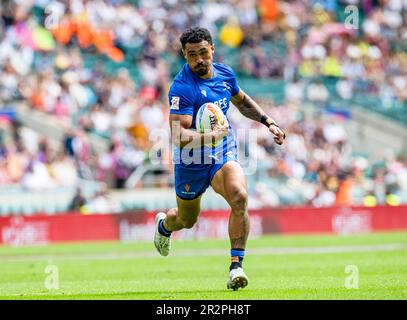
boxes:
[230,248,245,270]
[158,219,172,237]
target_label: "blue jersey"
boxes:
[168,62,240,168]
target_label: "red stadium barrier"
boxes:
[0,205,406,246]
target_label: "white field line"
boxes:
[0,243,406,262]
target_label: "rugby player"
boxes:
[154,27,286,290]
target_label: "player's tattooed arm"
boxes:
[231,90,268,123]
[169,114,228,148]
[231,90,286,145]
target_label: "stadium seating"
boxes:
[0,0,406,215]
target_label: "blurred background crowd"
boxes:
[0,0,406,213]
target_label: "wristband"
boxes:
[261,115,286,139]
[260,115,271,127]
[260,115,280,128]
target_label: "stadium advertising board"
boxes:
[0,206,406,245]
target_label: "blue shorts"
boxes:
[174,148,238,200]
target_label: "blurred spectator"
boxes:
[69,187,87,212]
[85,183,120,214]
[219,16,244,48]
[307,80,329,104]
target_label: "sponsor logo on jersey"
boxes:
[213,97,228,109]
[170,96,180,110]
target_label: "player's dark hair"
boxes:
[180,27,213,49]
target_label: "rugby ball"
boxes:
[195,103,227,133]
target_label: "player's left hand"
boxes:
[268,124,286,145]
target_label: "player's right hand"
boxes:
[268,123,286,145]
[211,117,229,141]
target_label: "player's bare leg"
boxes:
[154,195,202,256]
[211,161,249,290]
[211,161,249,251]
[165,194,202,230]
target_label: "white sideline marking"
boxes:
[0,243,406,262]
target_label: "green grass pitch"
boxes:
[0,231,406,299]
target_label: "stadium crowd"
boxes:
[0,0,406,209]
[234,101,407,208]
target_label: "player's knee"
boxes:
[229,188,248,212]
[166,208,178,219]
